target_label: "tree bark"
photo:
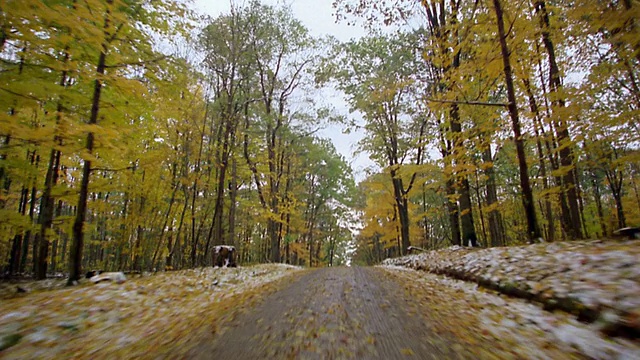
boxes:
[151,164,178,269]
[35,148,60,279]
[267,121,282,263]
[390,170,411,254]
[450,104,477,247]
[606,169,626,228]
[205,105,235,264]
[8,183,29,275]
[448,5,478,246]
[228,157,238,247]
[36,55,68,279]
[445,178,461,246]
[535,0,583,239]
[168,187,189,270]
[8,150,36,274]
[492,0,542,242]
[591,171,608,237]
[523,78,555,242]
[68,1,111,284]
[0,135,11,209]
[482,147,505,247]
[474,167,488,246]
[20,178,38,273]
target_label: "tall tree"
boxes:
[68,0,190,283]
[319,31,427,254]
[419,0,483,247]
[491,0,542,242]
[200,5,253,264]
[534,0,583,239]
[241,1,315,262]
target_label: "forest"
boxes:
[0,0,638,282]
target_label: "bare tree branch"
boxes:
[425,97,509,107]
[104,55,168,69]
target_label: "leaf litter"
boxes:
[0,264,301,359]
[1,240,639,359]
[382,239,640,359]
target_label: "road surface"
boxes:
[188,266,470,359]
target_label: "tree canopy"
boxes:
[1,0,639,277]
[0,0,356,281]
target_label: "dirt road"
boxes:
[188,266,468,359]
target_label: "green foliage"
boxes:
[0,0,357,274]
[2,0,639,274]
[336,0,640,258]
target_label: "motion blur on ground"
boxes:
[1,0,640,358]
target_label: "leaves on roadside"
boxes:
[0,264,301,359]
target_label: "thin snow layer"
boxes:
[383,240,640,335]
[0,264,301,359]
[382,265,640,360]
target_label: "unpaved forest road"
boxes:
[188,267,467,359]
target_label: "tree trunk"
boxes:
[69,139,94,283]
[523,78,555,242]
[421,183,430,249]
[189,182,198,267]
[474,167,487,246]
[576,173,589,238]
[450,96,477,248]
[151,168,178,269]
[482,147,505,247]
[36,49,69,278]
[168,188,189,270]
[0,134,11,209]
[390,172,411,254]
[50,201,64,273]
[242,103,279,263]
[68,30,108,285]
[132,167,147,271]
[535,0,583,239]
[445,178,461,246]
[591,171,608,237]
[532,33,572,241]
[267,127,281,263]
[613,193,626,229]
[228,157,238,247]
[328,234,335,267]
[35,147,61,279]
[7,184,30,275]
[492,0,542,242]
[189,102,209,267]
[308,217,315,267]
[284,212,291,265]
[459,177,477,246]
[205,109,233,263]
[606,170,626,228]
[448,5,476,247]
[20,180,38,273]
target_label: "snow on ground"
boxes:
[0,264,302,359]
[1,241,638,359]
[381,265,640,360]
[382,240,640,359]
[384,240,640,336]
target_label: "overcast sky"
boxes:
[192,0,375,182]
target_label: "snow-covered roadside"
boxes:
[382,240,640,341]
[0,264,302,359]
[381,265,640,360]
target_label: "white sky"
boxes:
[192,0,376,182]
